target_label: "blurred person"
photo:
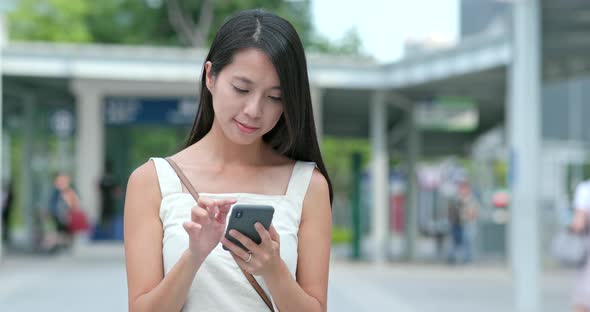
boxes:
[98,159,121,232]
[124,9,333,312]
[571,180,590,312]
[458,182,479,263]
[447,180,478,264]
[43,173,82,252]
[1,181,14,245]
[447,188,465,264]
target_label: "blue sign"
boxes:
[105,97,199,126]
[51,109,75,137]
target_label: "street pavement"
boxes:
[0,243,576,312]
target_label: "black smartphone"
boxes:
[223,204,274,252]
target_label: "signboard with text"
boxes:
[415,96,479,132]
[105,97,199,126]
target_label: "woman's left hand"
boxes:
[221,223,282,277]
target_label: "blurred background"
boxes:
[0,0,588,311]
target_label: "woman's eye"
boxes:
[269,96,282,103]
[233,86,248,93]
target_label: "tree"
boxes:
[307,27,365,56]
[8,0,362,55]
[8,0,92,42]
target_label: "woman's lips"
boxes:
[234,119,259,134]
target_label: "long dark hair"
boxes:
[185,9,333,203]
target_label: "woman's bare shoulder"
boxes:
[126,160,161,203]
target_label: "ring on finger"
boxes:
[245,251,252,263]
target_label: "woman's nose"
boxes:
[243,95,263,118]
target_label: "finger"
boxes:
[183,221,202,236]
[215,198,237,207]
[197,197,236,209]
[255,223,272,245]
[268,225,280,243]
[191,206,210,224]
[197,197,217,209]
[221,236,252,260]
[228,229,260,252]
[199,198,236,219]
[215,204,232,223]
[229,251,252,271]
[204,205,217,221]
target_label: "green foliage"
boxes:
[8,132,23,228]
[9,0,92,42]
[307,27,364,56]
[321,136,371,195]
[86,0,174,45]
[7,0,362,55]
[493,159,508,188]
[128,126,187,172]
[332,225,352,244]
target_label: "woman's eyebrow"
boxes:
[233,76,281,90]
[233,76,253,84]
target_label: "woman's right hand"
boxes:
[183,197,237,262]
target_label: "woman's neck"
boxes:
[192,120,267,167]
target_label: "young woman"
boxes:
[124,9,333,312]
[571,181,590,312]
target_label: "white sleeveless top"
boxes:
[150,157,316,311]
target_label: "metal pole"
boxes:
[509,0,541,311]
[569,78,583,181]
[370,90,389,263]
[351,152,362,260]
[405,104,419,261]
[22,95,36,251]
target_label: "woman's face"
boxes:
[205,48,284,145]
[54,175,70,190]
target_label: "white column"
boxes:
[310,86,323,144]
[72,82,103,224]
[0,12,6,44]
[0,10,6,259]
[509,0,541,311]
[371,90,389,263]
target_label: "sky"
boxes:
[311,0,459,63]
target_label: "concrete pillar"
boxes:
[310,86,323,144]
[72,82,103,224]
[509,0,541,311]
[370,90,389,263]
[0,11,5,258]
[405,105,419,260]
[0,12,6,45]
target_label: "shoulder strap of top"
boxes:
[149,157,182,197]
[285,161,316,202]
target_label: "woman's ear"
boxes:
[205,61,215,92]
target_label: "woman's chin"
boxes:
[226,131,261,145]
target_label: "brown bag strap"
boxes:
[240,266,275,310]
[165,157,201,200]
[164,157,275,312]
